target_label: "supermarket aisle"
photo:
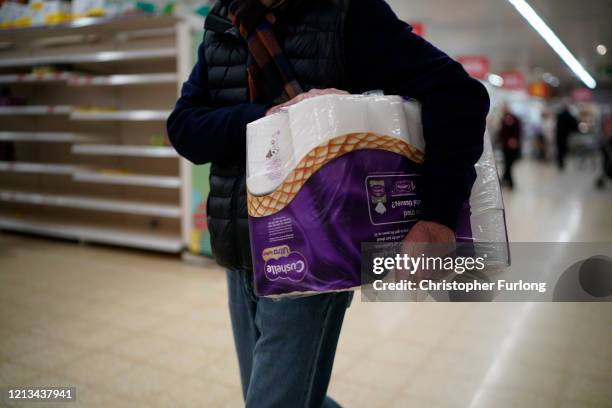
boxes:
[503,160,612,242]
[1,160,611,408]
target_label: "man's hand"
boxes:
[403,221,455,244]
[400,221,456,300]
[266,88,348,115]
[402,221,456,279]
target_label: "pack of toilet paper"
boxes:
[247,94,507,298]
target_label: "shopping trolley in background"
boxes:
[569,132,600,171]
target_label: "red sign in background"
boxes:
[501,71,526,90]
[409,22,425,37]
[457,56,490,80]
[572,88,593,102]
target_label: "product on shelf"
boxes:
[0,0,212,29]
[0,1,28,29]
[31,65,72,75]
[193,2,211,17]
[28,0,44,25]
[149,133,170,146]
[135,1,161,14]
[0,1,71,28]
[72,0,113,18]
[71,0,175,18]
[30,0,71,26]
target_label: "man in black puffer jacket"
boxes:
[168,0,490,406]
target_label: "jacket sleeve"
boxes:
[345,0,490,230]
[167,40,267,165]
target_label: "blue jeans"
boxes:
[226,269,353,408]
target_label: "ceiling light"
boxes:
[507,0,597,89]
[487,74,504,87]
[596,44,607,56]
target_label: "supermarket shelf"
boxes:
[72,144,177,157]
[73,171,181,189]
[0,131,93,142]
[0,14,188,254]
[0,72,73,84]
[0,105,71,115]
[70,110,170,121]
[0,190,181,218]
[0,72,177,86]
[0,161,78,175]
[0,48,176,68]
[68,73,177,86]
[0,216,183,253]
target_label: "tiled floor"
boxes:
[1,160,611,408]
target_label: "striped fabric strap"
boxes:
[228,0,304,103]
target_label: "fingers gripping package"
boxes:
[246,94,508,297]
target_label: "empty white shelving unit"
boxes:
[0,15,196,253]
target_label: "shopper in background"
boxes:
[556,101,579,170]
[595,112,612,189]
[499,103,522,189]
[167,0,489,406]
[541,109,556,161]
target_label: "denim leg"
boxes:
[226,269,259,399]
[245,290,352,408]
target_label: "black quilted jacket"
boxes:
[169,0,348,270]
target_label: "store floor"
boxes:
[1,160,611,408]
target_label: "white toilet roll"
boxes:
[288,96,331,165]
[288,95,368,164]
[366,95,408,142]
[246,111,294,196]
[402,99,425,152]
[325,95,368,138]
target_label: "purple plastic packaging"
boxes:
[246,95,507,297]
